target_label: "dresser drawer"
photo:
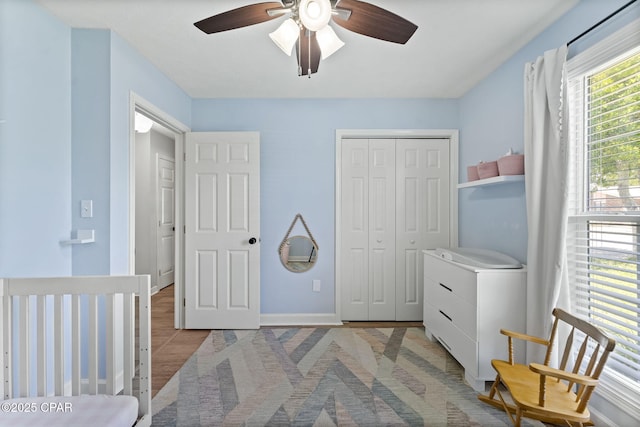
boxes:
[433,316,478,377]
[427,279,477,339]
[424,254,477,304]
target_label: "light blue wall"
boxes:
[192,99,459,314]
[458,0,636,263]
[0,0,72,277]
[108,31,191,274]
[71,29,112,275]
[69,28,191,275]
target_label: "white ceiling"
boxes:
[36,0,578,98]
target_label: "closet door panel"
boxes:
[341,139,369,320]
[396,139,450,320]
[369,139,395,320]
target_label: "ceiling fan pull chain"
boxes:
[298,28,303,76]
[308,31,312,78]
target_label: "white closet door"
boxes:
[395,138,450,320]
[341,139,396,321]
[340,139,370,320]
[369,139,396,320]
[340,137,451,321]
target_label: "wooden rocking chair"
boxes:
[478,308,616,427]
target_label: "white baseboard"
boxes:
[590,406,618,427]
[260,313,342,327]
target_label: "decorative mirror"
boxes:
[279,214,318,272]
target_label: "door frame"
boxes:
[334,129,459,321]
[129,92,190,328]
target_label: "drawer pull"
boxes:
[439,283,453,292]
[439,310,453,322]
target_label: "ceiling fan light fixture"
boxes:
[299,0,331,32]
[269,18,300,55]
[316,25,344,59]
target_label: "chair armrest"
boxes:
[500,329,549,346]
[500,329,549,364]
[529,363,599,387]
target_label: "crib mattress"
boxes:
[0,395,138,427]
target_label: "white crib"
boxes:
[1,275,151,426]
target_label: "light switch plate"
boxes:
[81,200,93,218]
[312,280,321,292]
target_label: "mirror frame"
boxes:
[279,214,319,273]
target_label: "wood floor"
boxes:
[150,285,423,397]
[151,285,209,397]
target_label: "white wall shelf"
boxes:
[61,229,95,245]
[457,175,524,189]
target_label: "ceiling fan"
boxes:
[194,0,418,77]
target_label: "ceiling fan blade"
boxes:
[296,29,321,76]
[194,2,285,34]
[333,0,418,44]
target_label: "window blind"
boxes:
[567,18,640,402]
[568,218,640,382]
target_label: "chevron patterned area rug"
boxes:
[152,327,542,426]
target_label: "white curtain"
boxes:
[523,45,570,363]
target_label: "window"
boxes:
[567,19,640,413]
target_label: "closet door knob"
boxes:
[249,237,257,245]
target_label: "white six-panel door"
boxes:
[185,132,260,329]
[395,139,450,320]
[341,138,450,321]
[156,154,175,290]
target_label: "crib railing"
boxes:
[0,275,151,423]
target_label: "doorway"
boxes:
[129,93,189,329]
[134,112,176,294]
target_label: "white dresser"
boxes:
[422,250,526,391]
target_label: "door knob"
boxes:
[249,237,257,245]
[410,240,416,244]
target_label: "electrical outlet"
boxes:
[312,280,321,292]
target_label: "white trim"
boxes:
[589,405,618,427]
[567,17,640,76]
[260,313,342,327]
[595,372,640,422]
[129,92,190,329]
[334,129,459,322]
